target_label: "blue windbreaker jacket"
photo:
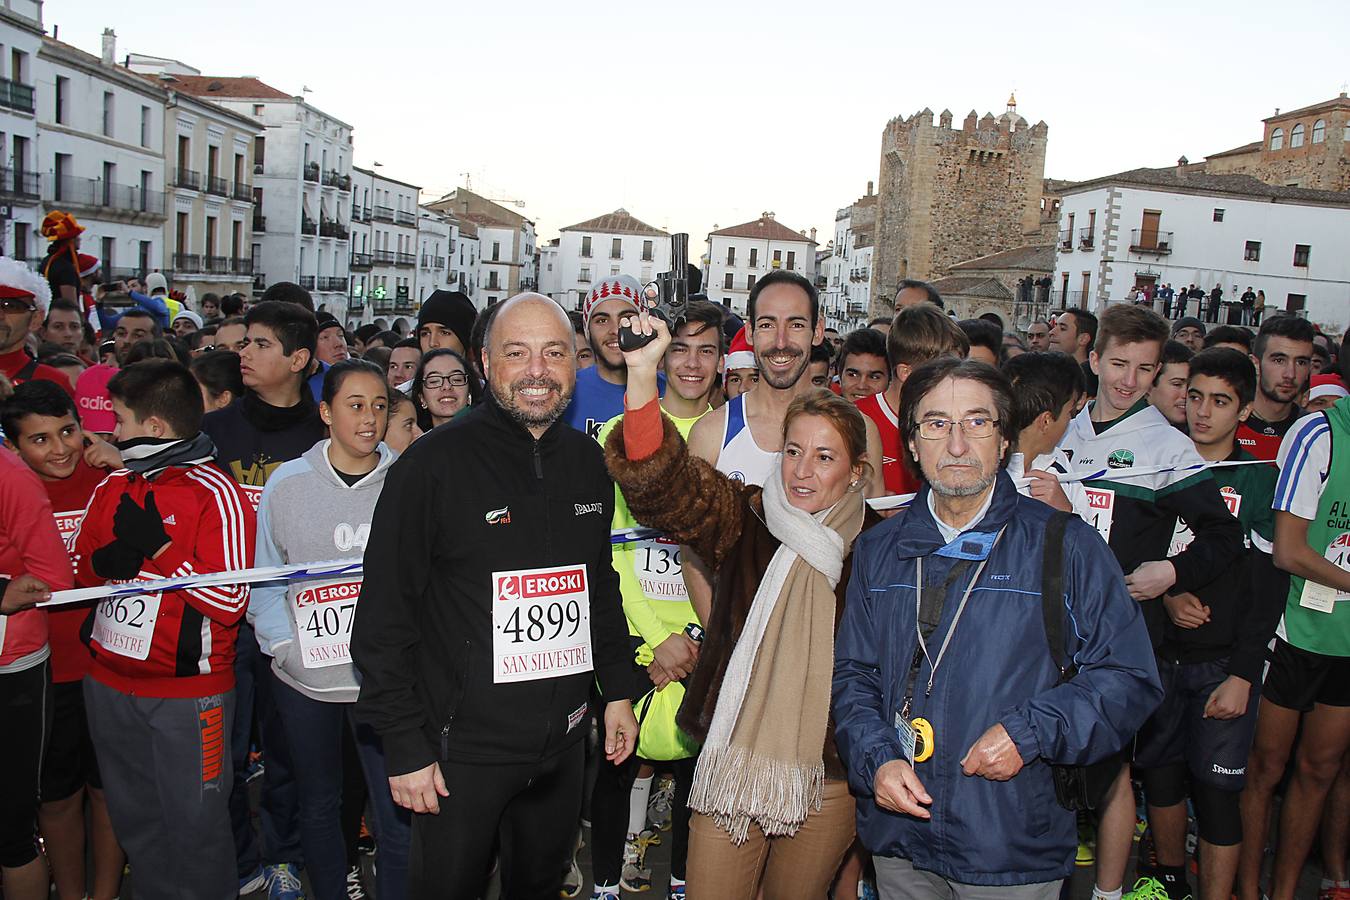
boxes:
[833,474,1161,885]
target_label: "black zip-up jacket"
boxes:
[202,391,325,503]
[352,396,633,775]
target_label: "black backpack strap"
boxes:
[1040,511,1074,681]
[15,356,38,383]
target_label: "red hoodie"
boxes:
[0,450,74,671]
[71,461,256,698]
[41,459,110,683]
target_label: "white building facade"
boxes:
[449,218,479,302]
[348,166,419,323]
[415,207,452,302]
[538,238,560,300]
[0,0,43,262]
[36,31,167,280]
[1055,167,1350,333]
[555,209,669,311]
[186,80,354,310]
[423,188,535,302]
[704,213,818,317]
[161,88,259,298]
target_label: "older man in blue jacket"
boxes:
[834,357,1161,899]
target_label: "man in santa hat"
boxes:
[0,256,74,395]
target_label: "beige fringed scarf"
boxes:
[687,466,866,843]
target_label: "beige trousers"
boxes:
[685,778,856,900]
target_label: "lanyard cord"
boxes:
[904,527,1007,711]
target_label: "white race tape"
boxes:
[44,458,1267,606]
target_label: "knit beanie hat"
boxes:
[1172,316,1206,335]
[417,290,475,351]
[172,309,204,330]
[144,272,169,296]
[582,275,643,328]
[315,311,344,335]
[725,325,756,370]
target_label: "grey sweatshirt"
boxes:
[249,439,396,702]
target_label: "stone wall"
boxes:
[870,105,1049,317]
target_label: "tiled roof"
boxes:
[453,219,478,239]
[1061,167,1350,207]
[949,244,1055,273]
[1203,140,1261,161]
[930,276,1012,301]
[710,215,817,244]
[459,211,512,229]
[1262,93,1350,123]
[153,74,293,100]
[560,208,667,236]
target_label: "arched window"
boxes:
[1270,128,1284,151]
[1290,123,1305,148]
[1312,119,1326,144]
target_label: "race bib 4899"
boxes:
[492,564,593,684]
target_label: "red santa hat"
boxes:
[725,325,756,370]
[77,253,101,278]
[1309,373,1348,402]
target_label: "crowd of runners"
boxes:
[1,212,1349,900]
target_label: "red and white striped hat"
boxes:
[582,274,644,327]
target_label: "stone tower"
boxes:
[870,98,1049,314]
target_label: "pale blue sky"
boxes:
[46,0,1350,250]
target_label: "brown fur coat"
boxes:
[604,414,879,780]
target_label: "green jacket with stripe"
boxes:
[1059,398,1245,645]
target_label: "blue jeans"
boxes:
[273,678,411,900]
[229,621,303,876]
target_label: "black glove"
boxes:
[112,491,170,559]
[91,540,146,580]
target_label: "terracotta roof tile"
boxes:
[1062,167,1350,206]
[560,208,667,236]
[157,75,293,100]
[929,276,1012,300]
[710,215,817,244]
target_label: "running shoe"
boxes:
[591,885,621,900]
[344,865,367,900]
[1076,819,1096,867]
[668,876,687,900]
[621,835,653,892]
[648,774,675,831]
[560,857,583,899]
[1122,877,1169,900]
[239,865,266,894]
[859,879,880,900]
[1133,815,1148,843]
[246,748,266,783]
[264,863,305,900]
[1122,876,1191,900]
[1319,887,1350,900]
[634,826,662,850]
[357,816,376,856]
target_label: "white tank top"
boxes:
[716,394,777,486]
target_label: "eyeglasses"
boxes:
[0,298,36,313]
[915,416,1000,440]
[423,373,468,389]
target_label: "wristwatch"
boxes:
[684,622,705,645]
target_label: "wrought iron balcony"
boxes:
[0,168,40,201]
[48,176,165,216]
[349,252,372,269]
[174,168,201,190]
[1057,229,1073,251]
[371,249,396,265]
[206,175,229,196]
[1129,230,1173,255]
[394,252,416,267]
[395,209,415,227]
[232,182,253,202]
[173,253,202,272]
[0,77,35,114]
[300,216,318,236]
[299,275,316,290]
[1078,227,1094,250]
[231,257,254,275]
[372,205,394,223]
[303,162,320,182]
[253,214,266,232]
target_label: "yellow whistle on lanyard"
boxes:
[911,717,935,763]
